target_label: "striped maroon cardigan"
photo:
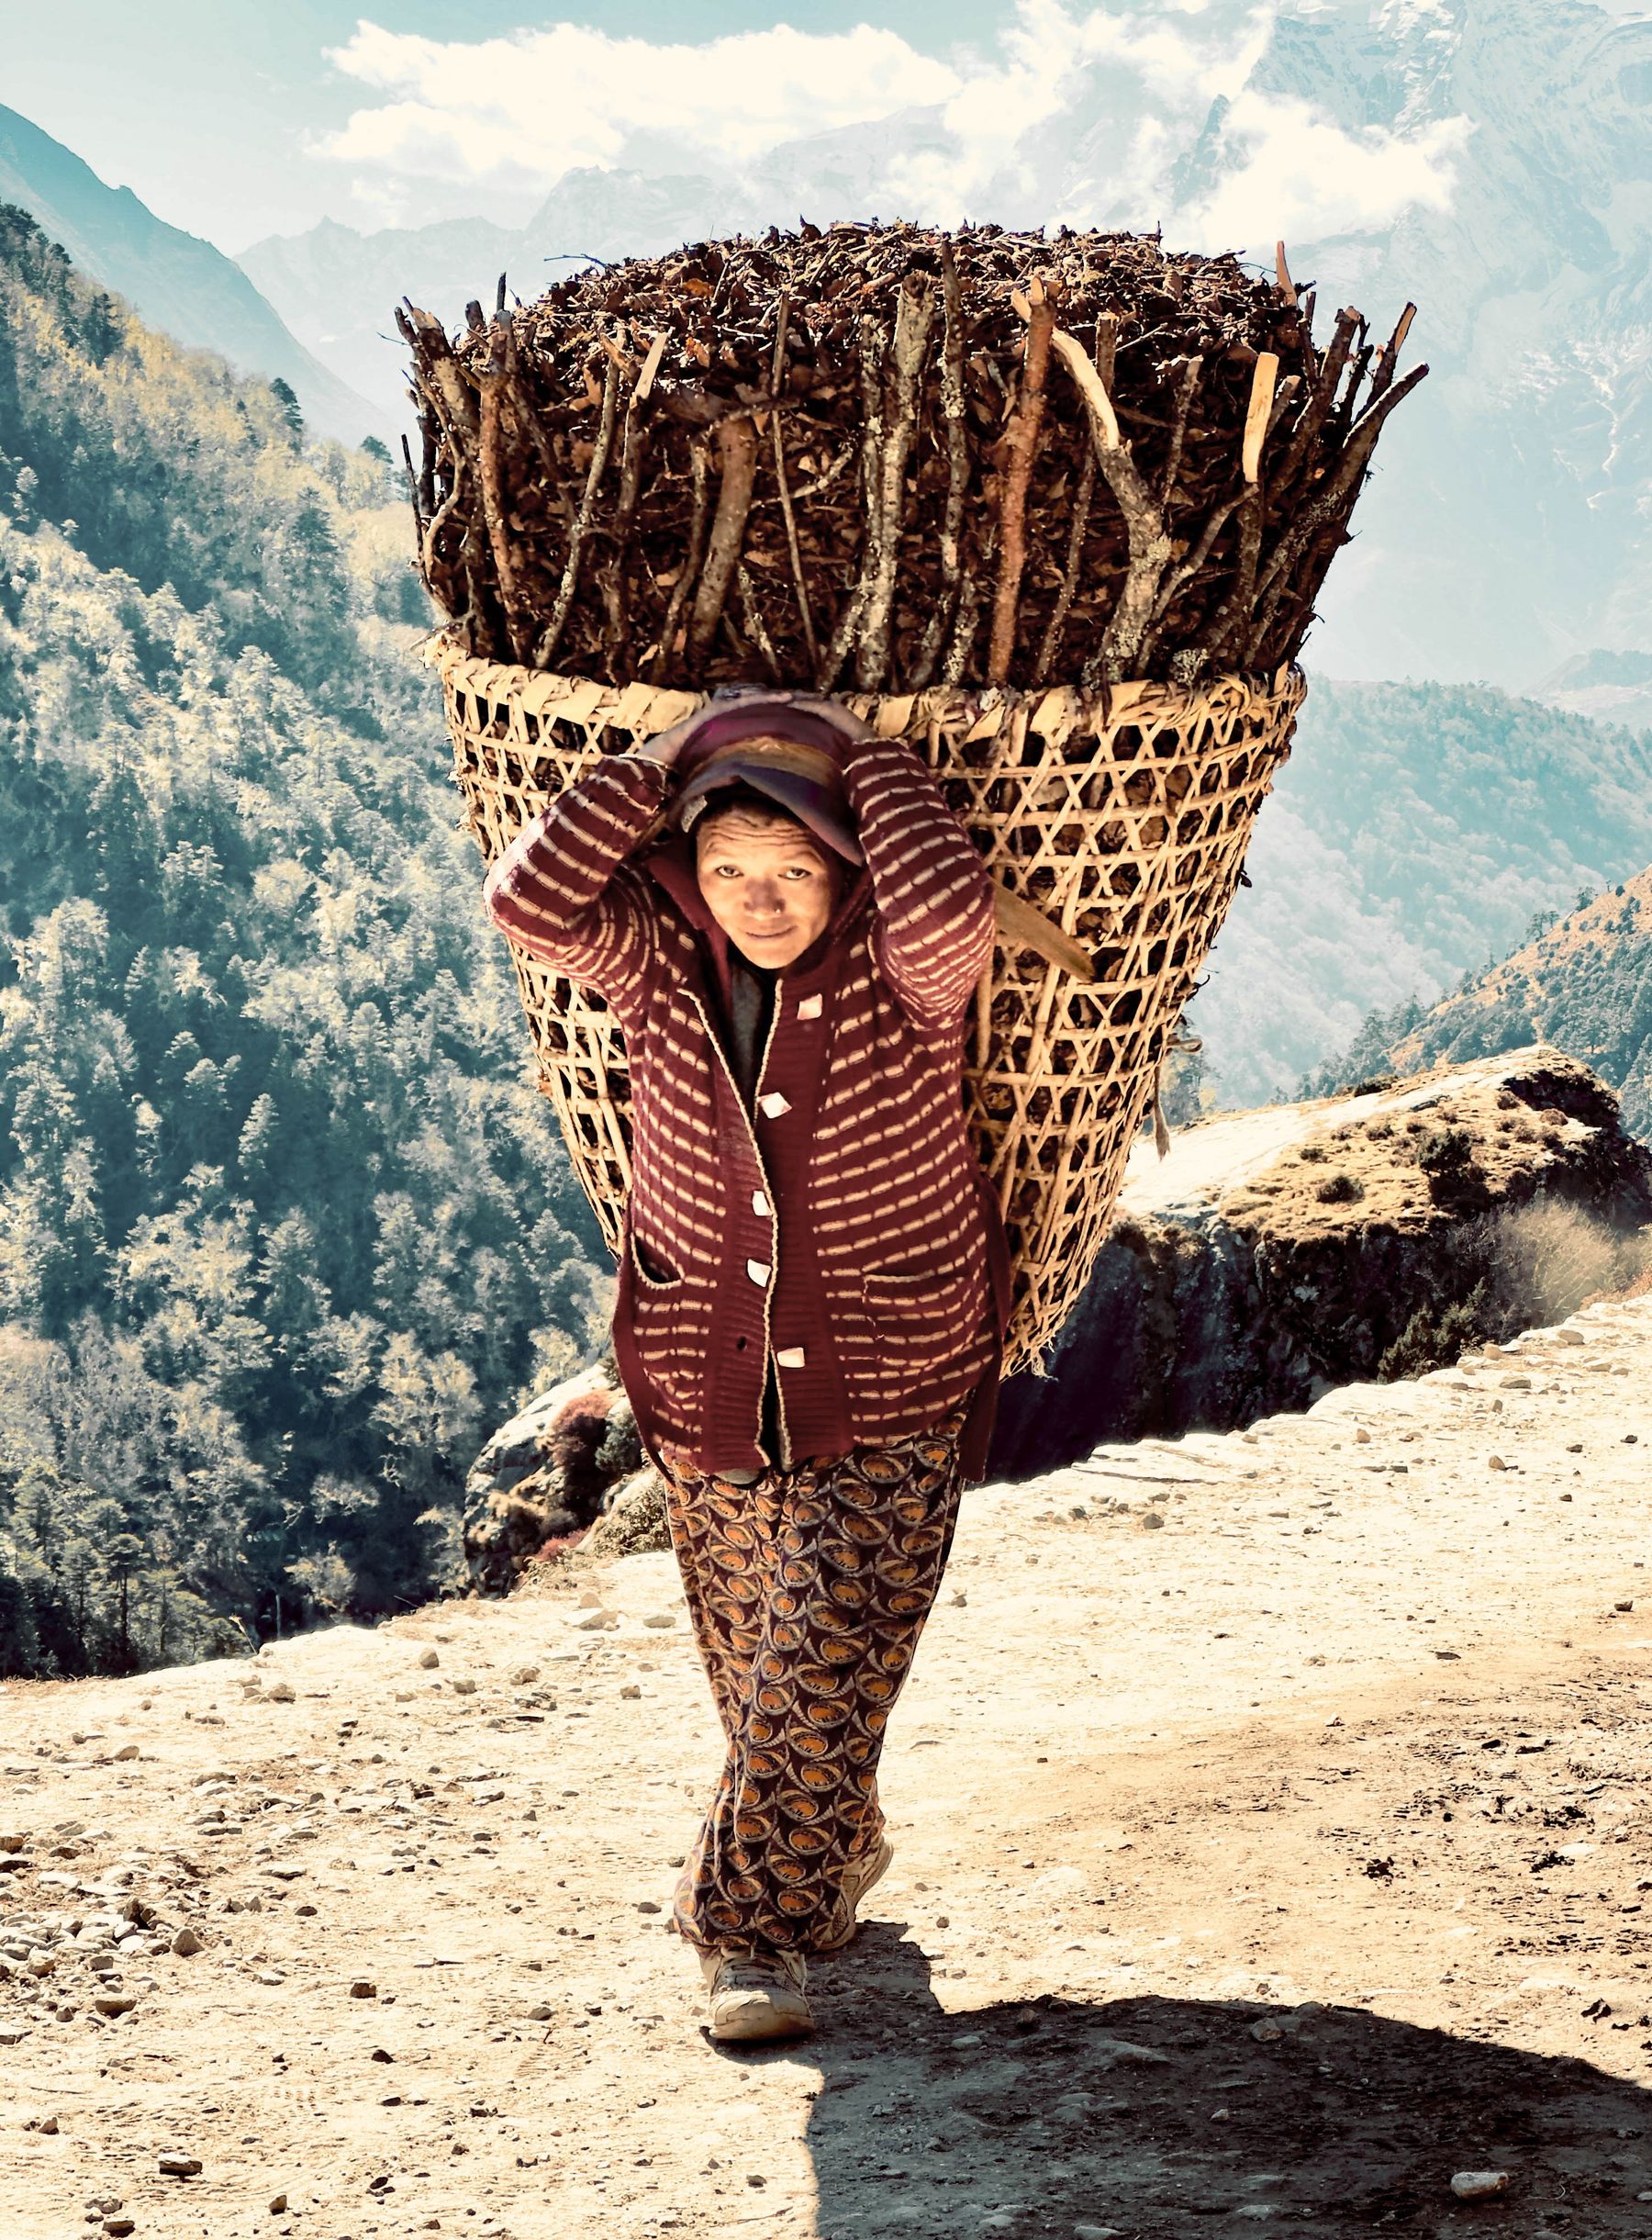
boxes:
[483,734,1010,1480]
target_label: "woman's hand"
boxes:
[633,716,694,770]
[632,690,876,771]
[790,695,876,747]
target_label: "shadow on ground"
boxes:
[714,1923,1652,2238]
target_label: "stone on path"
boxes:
[1450,2170,1511,2200]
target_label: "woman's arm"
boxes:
[483,752,672,997]
[840,732,995,1027]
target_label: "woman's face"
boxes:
[695,808,836,969]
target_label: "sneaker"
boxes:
[815,1836,895,1954]
[699,1945,815,2044]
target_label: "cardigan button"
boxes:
[758,1092,791,1119]
[745,1260,771,1286]
[752,1190,771,1218]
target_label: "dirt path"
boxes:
[6,1297,1652,2240]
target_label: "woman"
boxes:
[484,692,1009,2044]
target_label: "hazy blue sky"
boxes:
[6,1,1647,254]
[6,1,1010,250]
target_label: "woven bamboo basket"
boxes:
[435,634,1305,1377]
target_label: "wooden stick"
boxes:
[1052,324,1173,683]
[535,354,620,669]
[911,240,969,689]
[1250,360,1430,625]
[989,281,1055,685]
[858,273,933,690]
[943,557,985,688]
[648,437,711,683]
[597,370,653,669]
[686,414,758,666]
[421,463,468,594]
[766,293,819,666]
[477,351,530,663]
[1364,302,1417,409]
[400,432,427,578]
[815,315,887,690]
[1159,353,1201,510]
[1240,352,1280,484]
[1267,307,1359,510]
[737,565,784,679]
[1033,445,1095,685]
[1187,349,1282,669]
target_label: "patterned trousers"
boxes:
[658,1413,967,1955]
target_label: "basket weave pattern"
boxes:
[435,643,1305,1376]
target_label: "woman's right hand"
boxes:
[633,711,701,770]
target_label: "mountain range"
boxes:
[0,103,388,445]
[1310,858,1652,1137]
[239,0,1651,700]
[1188,676,1652,1111]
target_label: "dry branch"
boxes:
[989,280,1055,684]
[402,220,1425,690]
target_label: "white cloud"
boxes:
[882,0,1277,225]
[1179,90,1472,249]
[316,4,1469,251]
[318,17,962,212]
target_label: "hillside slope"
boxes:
[0,216,606,1677]
[0,105,388,444]
[1315,866,1652,1136]
[1187,676,1652,1107]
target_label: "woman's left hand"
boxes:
[633,713,700,770]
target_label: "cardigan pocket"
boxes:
[622,1232,703,1424]
[628,1231,686,1291]
[857,1260,986,1385]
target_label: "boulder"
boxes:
[581,1467,672,1559]
[462,1363,646,1592]
[993,1046,1652,1474]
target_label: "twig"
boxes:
[943,539,988,687]
[1159,354,1201,510]
[911,240,969,689]
[858,272,934,690]
[1247,360,1430,644]
[1033,446,1095,684]
[477,343,531,663]
[400,432,427,572]
[989,280,1055,685]
[1364,302,1416,410]
[648,437,711,682]
[1052,323,1173,683]
[737,566,784,680]
[814,315,887,690]
[766,294,818,666]
[1198,352,1282,669]
[534,353,620,669]
[421,464,468,592]
[686,414,758,666]
[597,367,653,669]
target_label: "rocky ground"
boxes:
[6,1297,1652,2239]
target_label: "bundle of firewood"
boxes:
[399,219,1423,693]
